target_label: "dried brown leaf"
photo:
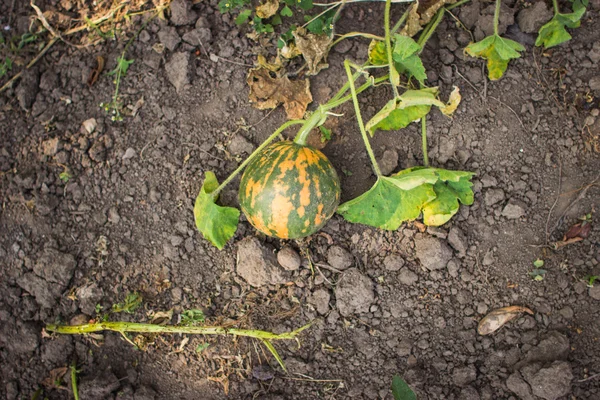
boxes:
[150,309,174,325]
[563,221,591,240]
[247,67,313,119]
[87,56,105,87]
[256,0,279,19]
[292,27,332,75]
[401,0,458,37]
[257,54,283,72]
[42,367,68,388]
[477,305,534,335]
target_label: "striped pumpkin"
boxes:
[239,140,340,239]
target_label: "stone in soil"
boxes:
[326,245,353,270]
[158,26,181,51]
[165,52,190,93]
[447,227,467,258]
[277,246,301,271]
[453,365,477,387]
[182,28,212,46]
[383,253,405,271]
[335,268,374,317]
[517,1,553,33]
[236,237,289,287]
[169,0,197,26]
[398,268,419,286]
[414,237,453,271]
[506,372,534,400]
[377,149,398,175]
[526,361,573,400]
[15,67,40,110]
[589,285,600,300]
[309,288,331,315]
[228,134,255,155]
[501,199,527,219]
[484,188,505,206]
[76,283,104,315]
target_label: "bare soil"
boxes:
[1,0,600,399]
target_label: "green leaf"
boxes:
[465,34,524,80]
[366,88,446,135]
[261,339,287,372]
[297,0,313,11]
[281,5,293,16]
[195,343,210,353]
[392,375,416,400]
[112,292,142,314]
[180,309,206,326]
[319,125,332,142]
[422,171,475,226]
[392,35,427,85]
[533,258,545,268]
[270,14,282,25]
[193,171,240,249]
[108,56,134,77]
[235,9,252,25]
[535,1,586,50]
[337,174,436,230]
[338,168,474,229]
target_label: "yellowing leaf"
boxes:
[247,67,313,119]
[439,86,461,116]
[465,34,525,80]
[401,0,458,37]
[194,171,240,250]
[338,167,474,229]
[256,0,279,19]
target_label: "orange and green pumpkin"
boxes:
[239,140,340,239]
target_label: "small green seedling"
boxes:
[583,275,598,288]
[465,0,524,80]
[180,309,206,326]
[0,57,12,78]
[392,375,416,400]
[112,292,142,314]
[59,169,72,183]
[71,363,80,400]
[530,259,546,281]
[319,125,332,142]
[195,342,210,353]
[101,55,134,121]
[536,0,588,49]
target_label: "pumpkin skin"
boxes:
[239,140,340,239]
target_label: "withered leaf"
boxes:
[401,0,458,37]
[563,221,591,240]
[292,27,332,75]
[247,67,313,119]
[256,0,279,19]
[87,56,105,87]
[42,367,69,388]
[477,305,534,335]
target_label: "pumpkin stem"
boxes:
[211,120,305,198]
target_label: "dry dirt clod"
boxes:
[326,245,353,271]
[414,237,453,271]
[335,268,374,317]
[477,306,534,335]
[277,246,301,271]
[236,237,289,287]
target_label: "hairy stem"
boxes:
[71,363,80,400]
[552,0,559,14]
[384,0,399,98]
[213,120,305,197]
[390,6,410,34]
[493,0,501,36]
[421,117,429,167]
[417,8,445,51]
[344,60,382,176]
[46,321,312,340]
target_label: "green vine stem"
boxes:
[212,119,304,197]
[493,0,501,36]
[551,0,559,14]
[46,321,312,340]
[417,8,445,50]
[344,60,382,176]
[71,363,80,400]
[384,0,399,98]
[421,116,429,167]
